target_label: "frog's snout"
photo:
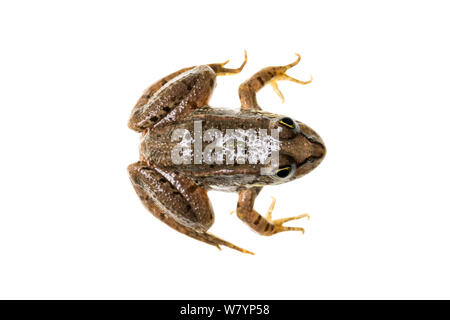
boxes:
[311,135,326,160]
[282,127,326,178]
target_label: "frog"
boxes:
[127,52,326,255]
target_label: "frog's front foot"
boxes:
[236,189,310,236]
[269,54,313,103]
[265,197,310,235]
[239,53,312,109]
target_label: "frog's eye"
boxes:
[275,165,295,178]
[279,117,295,129]
[275,117,299,139]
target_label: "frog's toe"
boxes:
[271,213,310,226]
[270,81,286,103]
[275,225,305,234]
[269,214,310,235]
[275,73,313,86]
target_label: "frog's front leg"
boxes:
[238,54,312,110]
[128,52,247,132]
[236,188,309,236]
[128,162,253,255]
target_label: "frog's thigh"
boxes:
[128,65,216,132]
[130,66,195,126]
[128,162,214,230]
[128,162,253,254]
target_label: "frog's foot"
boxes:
[269,54,312,103]
[236,188,310,236]
[239,53,312,110]
[209,50,247,76]
[265,197,310,234]
[207,232,254,255]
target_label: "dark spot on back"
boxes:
[150,116,158,122]
[163,107,171,112]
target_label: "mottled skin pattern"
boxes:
[128,52,326,254]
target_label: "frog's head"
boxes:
[267,116,326,183]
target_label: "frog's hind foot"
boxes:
[239,53,312,110]
[204,232,254,255]
[209,50,247,76]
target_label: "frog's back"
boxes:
[139,107,276,190]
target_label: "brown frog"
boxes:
[128,52,326,254]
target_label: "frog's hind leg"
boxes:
[128,162,254,255]
[128,64,215,132]
[236,188,309,236]
[129,52,247,132]
[130,66,195,124]
[239,54,312,110]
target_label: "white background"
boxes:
[1,0,449,299]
